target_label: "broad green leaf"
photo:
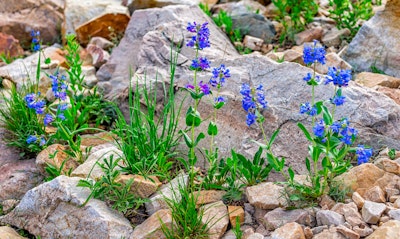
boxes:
[185,107,201,127]
[297,123,313,142]
[267,129,280,150]
[207,121,218,136]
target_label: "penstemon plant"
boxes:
[270,40,373,204]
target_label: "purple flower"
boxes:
[356,145,373,165]
[325,67,352,87]
[330,94,346,106]
[300,102,317,116]
[303,40,326,65]
[190,57,210,71]
[199,81,211,95]
[256,85,267,109]
[44,114,54,126]
[185,84,195,90]
[246,112,256,126]
[313,119,325,138]
[25,93,46,114]
[57,113,65,121]
[58,104,68,111]
[39,136,46,146]
[30,30,40,52]
[51,73,68,101]
[210,64,230,88]
[240,83,256,112]
[186,22,210,50]
[26,135,37,144]
[215,96,226,103]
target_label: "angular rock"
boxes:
[294,27,323,46]
[365,220,400,239]
[314,52,352,75]
[321,27,351,47]
[270,222,305,239]
[71,145,123,180]
[343,0,400,77]
[195,190,226,207]
[115,174,161,198]
[0,0,63,49]
[36,144,79,175]
[128,0,200,10]
[231,13,276,43]
[331,202,363,227]
[131,209,172,239]
[262,207,315,230]
[80,131,116,147]
[355,72,400,89]
[0,176,133,239]
[316,210,345,226]
[361,200,387,224]
[243,35,264,51]
[336,225,360,239]
[353,225,373,237]
[0,226,27,239]
[201,201,229,239]
[0,32,24,59]
[145,173,188,215]
[0,199,19,214]
[388,209,400,220]
[312,228,346,239]
[363,185,386,203]
[246,182,285,210]
[381,158,400,174]
[88,37,115,51]
[228,205,244,227]
[373,172,400,193]
[75,5,130,45]
[374,86,400,105]
[86,44,111,69]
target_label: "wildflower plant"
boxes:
[270,40,373,204]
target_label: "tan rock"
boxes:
[373,172,400,192]
[394,198,400,208]
[375,86,400,105]
[315,52,352,74]
[243,35,264,51]
[0,33,23,60]
[355,72,400,89]
[353,225,373,237]
[2,79,14,89]
[271,222,305,239]
[115,174,161,198]
[364,185,386,203]
[366,220,400,239]
[361,201,386,224]
[0,226,27,239]
[131,209,172,239]
[195,190,226,207]
[319,194,336,209]
[322,27,351,47]
[352,192,365,209]
[334,163,385,195]
[246,233,264,239]
[312,228,346,239]
[228,206,244,228]
[303,227,313,239]
[201,201,229,239]
[80,132,116,147]
[36,144,79,175]
[246,182,286,209]
[336,225,360,239]
[282,49,303,64]
[294,27,323,46]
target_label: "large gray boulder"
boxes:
[343,0,400,77]
[97,5,400,173]
[0,176,134,239]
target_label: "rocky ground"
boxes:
[1,0,400,239]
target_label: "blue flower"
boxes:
[26,135,37,144]
[299,102,317,116]
[303,40,326,65]
[246,112,256,126]
[325,67,352,87]
[51,73,68,101]
[256,85,267,109]
[190,57,210,71]
[210,64,230,88]
[44,114,54,126]
[215,96,226,103]
[356,145,373,165]
[199,81,211,95]
[313,119,325,138]
[25,93,46,115]
[58,104,68,111]
[303,72,312,82]
[331,94,346,106]
[58,113,65,121]
[185,84,195,90]
[186,22,210,50]
[39,136,46,146]
[330,121,342,133]
[338,120,357,145]
[30,30,41,52]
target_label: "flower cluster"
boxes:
[26,135,46,146]
[30,30,40,52]
[330,92,346,106]
[300,102,317,116]
[330,118,358,145]
[356,145,373,165]
[210,64,230,88]
[325,67,352,87]
[303,40,326,65]
[25,93,45,114]
[240,83,268,126]
[186,22,210,50]
[51,73,68,101]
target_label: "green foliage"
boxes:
[236,147,272,186]
[0,84,46,156]
[44,152,73,181]
[388,148,396,160]
[65,34,85,93]
[0,204,3,216]
[329,0,373,38]
[272,0,319,45]
[198,3,211,17]
[161,183,209,239]
[328,180,350,202]
[0,52,18,64]
[370,64,386,75]
[78,155,147,213]
[232,217,243,239]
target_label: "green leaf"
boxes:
[288,167,295,181]
[267,129,280,150]
[322,105,333,125]
[182,131,193,148]
[207,121,218,136]
[194,132,205,147]
[44,58,51,64]
[297,123,313,142]
[185,107,201,127]
[305,157,311,173]
[214,101,225,109]
[267,153,282,172]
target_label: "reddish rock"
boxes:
[0,33,24,60]
[294,26,323,45]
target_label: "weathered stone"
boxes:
[394,198,400,208]
[0,199,18,214]
[0,33,24,60]
[246,233,264,239]
[0,176,133,239]
[231,13,276,43]
[319,194,336,210]
[343,0,400,77]
[75,5,130,45]
[374,86,400,105]
[88,36,115,51]
[321,27,351,47]
[365,220,400,239]
[294,27,323,46]
[355,72,400,89]
[381,158,400,174]
[315,52,352,74]
[316,210,345,226]
[270,222,305,239]
[353,225,373,237]
[71,145,123,180]
[336,225,360,239]
[246,182,285,210]
[201,201,229,239]
[0,226,27,239]
[80,131,116,147]
[312,228,346,239]
[352,192,365,209]
[243,35,263,51]
[388,209,400,220]
[131,209,172,239]
[86,44,111,69]
[145,173,189,215]
[303,227,313,239]
[363,185,386,203]
[36,144,79,175]
[262,208,314,230]
[115,174,161,199]
[331,202,363,227]
[0,0,63,49]
[373,172,400,193]
[128,0,200,10]
[311,225,328,235]
[228,205,244,227]
[195,190,226,207]
[361,200,387,224]
[221,229,236,239]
